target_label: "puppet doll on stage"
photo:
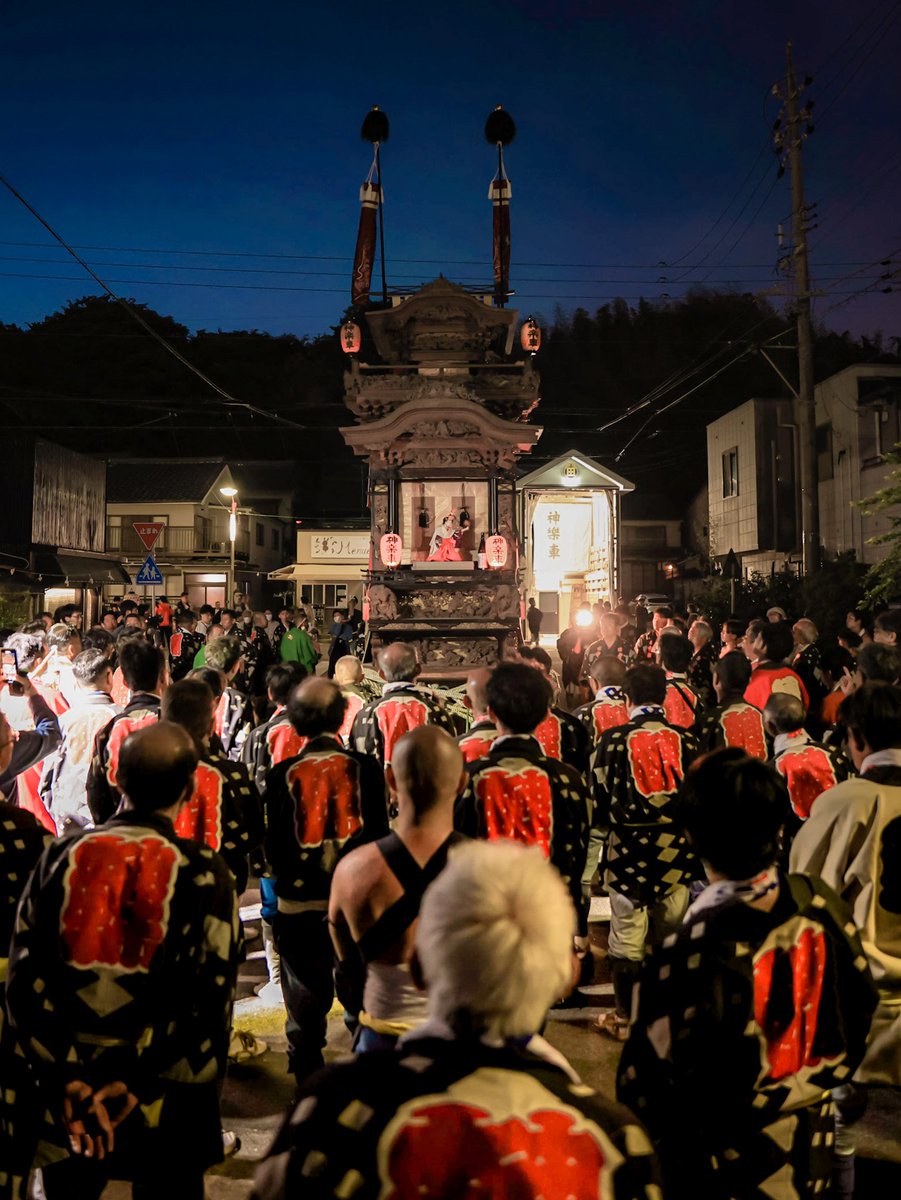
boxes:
[427,511,471,562]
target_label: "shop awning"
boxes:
[268,564,304,581]
[32,551,131,586]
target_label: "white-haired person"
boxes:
[253,840,661,1200]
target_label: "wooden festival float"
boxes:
[337,106,543,681]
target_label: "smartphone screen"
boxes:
[1,648,18,682]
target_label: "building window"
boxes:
[722,447,739,498]
[271,527,279,550]
[816,423,834,481]
[255,522,265,547]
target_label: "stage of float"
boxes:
[340,278,541,682]
[518,451,635,638]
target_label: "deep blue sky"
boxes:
[1,0,898,340]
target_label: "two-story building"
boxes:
[706,364,901,576]
[105,459,292,610]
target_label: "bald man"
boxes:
[265,678,389,1082]
[764,693,849,823]
[7,722,240,1200]
[457,667,498,763]
[351,642,454,766]
[329,726,468,1052]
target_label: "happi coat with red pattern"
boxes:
[618,873,876,1199]
[694,697,768,760]
[456,734,590,932]
[351,682,455,767]
[770,730,850,821]
[85,693,161,824]
[241,706,309,793]
[575,686,630,747]
[172,748,263,891]
[6,812,240,1172]
[265,734,388,907]
[592,707,699,906]
[253,1032,663,1200]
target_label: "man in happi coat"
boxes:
[575,654,630,747]
[619,749,876,1200]
[456,667,498,764]
[764,693,849,823]
[7,723,240,1200]
[265,679,388,1081]
[86,639,165,824]
[240,662,309,790]
[352,643,454,768]
[162,678,263,893]
[694,651,768,759]
[456,662,590,968]
[0,724,54,1200]
[592,663,699,1039]
[792,683,901,1195]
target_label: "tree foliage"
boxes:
[0,289,894,516]
[856,441,901,608]
[687,553,866,636]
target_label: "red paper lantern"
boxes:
[340,319,362,355]
[380,532,403,569]
[520,315,541,354]
[485,533,508,569]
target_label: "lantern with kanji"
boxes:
[380,532,403,569]
[485,533,508,569]
[340,319,362,355]
[520,315,541,354]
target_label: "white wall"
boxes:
[706,399,760,556]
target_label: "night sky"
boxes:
[1,1,899,341]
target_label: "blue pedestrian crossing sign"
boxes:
[136,555,163,586]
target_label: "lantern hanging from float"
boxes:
[380,531,403,569]
[340,319,362,355]
[520,315,541,354]
[485,533,508,569]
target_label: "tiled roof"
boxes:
[106,460,226,504]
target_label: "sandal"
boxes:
[594,1011,630,1042]
[228,1028,268,1062]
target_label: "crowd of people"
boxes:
[0,589,898,1199]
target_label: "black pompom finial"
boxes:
[361,106,390,144]
[485,105,516,146]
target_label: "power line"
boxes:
[816,1,901,118]
[0,239,878,272]
[0,170,311,431]
[0,268,890,302]
[0,252,883,287]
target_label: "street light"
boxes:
[220,486,238,608]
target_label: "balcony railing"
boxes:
[106,526,250,558]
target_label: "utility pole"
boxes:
[780,43,819,575]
